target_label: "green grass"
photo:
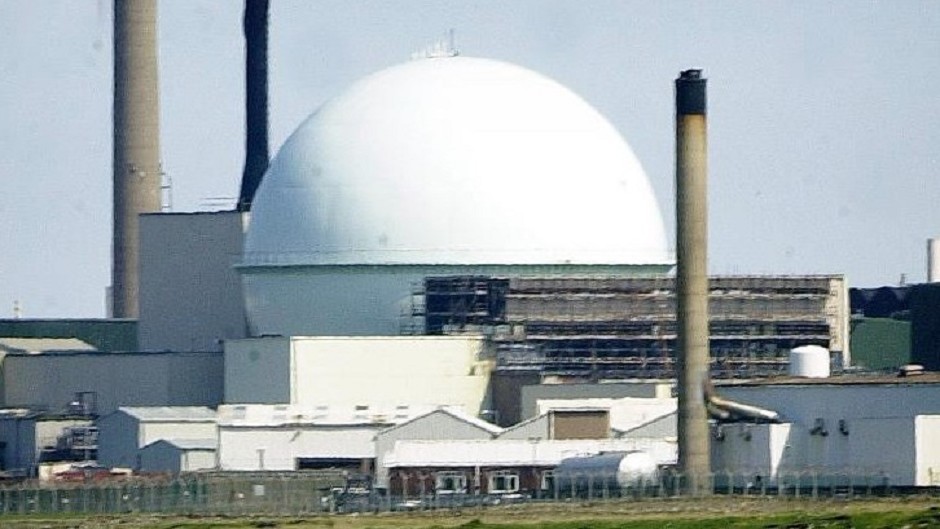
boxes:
[1,498,939,529]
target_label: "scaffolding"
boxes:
[405,275,848,379]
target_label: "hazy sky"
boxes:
[1,1,939,318]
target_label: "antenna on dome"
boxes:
[411,29,459,60]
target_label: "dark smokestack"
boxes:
[112,0,161,318]
[675,69,711,494]
[237,0,270,212]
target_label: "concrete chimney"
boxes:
[237,0,270,212]
[929,238,940,283]
[675,69,711,494]
[112,0,161,318]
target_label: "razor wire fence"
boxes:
[0,469,934,517]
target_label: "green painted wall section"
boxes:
[850,317,911,370]
[0,319,138,352]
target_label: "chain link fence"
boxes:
[1,468,935,516]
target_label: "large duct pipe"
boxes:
[112,0,162,318]
[237,0,270,212]
[675,69,711,494]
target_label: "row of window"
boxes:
[435,470,553,494]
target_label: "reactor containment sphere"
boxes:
[241,55,670,337]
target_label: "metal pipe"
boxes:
[112,0,162,318]
[675,69,710,494]
[705,382,781,423]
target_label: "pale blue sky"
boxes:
[1,1,938,318]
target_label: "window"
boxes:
[435,471,467,494]
[488,471,519,494]
[540,470,555,491]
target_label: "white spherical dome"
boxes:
[244,56,669,266]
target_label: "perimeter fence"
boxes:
[0,469,935,517]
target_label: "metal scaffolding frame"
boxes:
[404,275,847,379]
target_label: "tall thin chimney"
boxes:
[928,238,940,283]
[675,69,711,494]
[112,0,161,318]
[237,0,270,212]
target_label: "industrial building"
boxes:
[216,403,439,472]
[710,375,940,487]
[138,438,217,474]
[0,351,222,414]
[373,407,504,490]
[384,439,675,496]
[2,2,936,498]
[138,211,248,352]
[414,275,849,379]
[96,407,217,470]
[237,55,672,340]
[223,336,493,413]
[0,409,95,477]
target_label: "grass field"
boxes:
[1,496,939,529]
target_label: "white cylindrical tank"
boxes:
[554,451,658,490]
[928,238,940,283]
[788,345,830,378]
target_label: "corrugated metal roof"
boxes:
[496,412,547,437]
[119,406,217,422]
[0,337,96,354]
[438,407,503,434]
[614,411,677,438]
[385,438,676,467]
[144,438,217,451]
[715,373,940,386]
[216,403,440,427]
[380,407,502,436]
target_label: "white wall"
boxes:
[718,384,940,431]
[139,211,248,352]
[182,449,217,472]
[225,336,494,414]
[290,337,492,414]
[916,415,940,486]
[141,422,217,451]
[520,382,673,420]
[713,416,929,487]
[713,423,796,487]
[536,397,676,433]
[139,442,216,474]
[218,426,381,471]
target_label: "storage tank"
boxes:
[554,451,658,491]
[788,345,830,378]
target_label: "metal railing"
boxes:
[0,469,935,517]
